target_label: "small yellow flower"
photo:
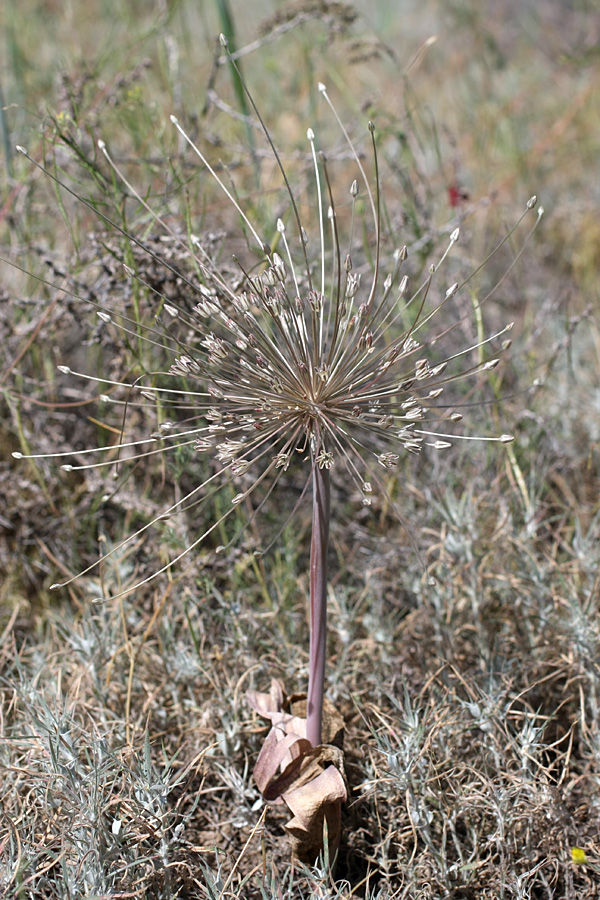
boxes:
[572,847,588,865]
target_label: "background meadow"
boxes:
[1,0,599,896]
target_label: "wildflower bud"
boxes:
[502,339,512,351]
[307,128,315,141]
[231,459,250,476]
[57,365,71,374]
[345,273,360,299]
[445,283,458,298]
[274,452,290,470]
[526,195,537,209]
[219,33,228,48]
[368,121,375,134]
[97,311,111,323]
[429,264,436,274]
[384,274,392,291]
[500,434,514,442]
[398,275,409,296]
[232,493,245,505]
[263,267,276,287]
[328,206,334,221]
[16,145,28,155]
[450,227,460,243]
[123,264,135,277]
[12,451,23,459]
[300,227,308,246]
[318,82,327,93]
[483,359,500,370]
[308,291,323,312]
[344,254,352,272]
[276,218,285,233]
[317,451,334,469]
[399,245,408,261]
[350,180,358,198]
[272,252,286,282]
[431,440,452,450]
[450,412,463,422]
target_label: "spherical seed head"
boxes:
[32,90,523,604]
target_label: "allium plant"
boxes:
[12,37,541,861]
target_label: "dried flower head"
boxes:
[12,66,540,604]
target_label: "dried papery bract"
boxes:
[10,49,543,864]
[247,679,346,864]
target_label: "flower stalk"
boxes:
[307,459,331,748]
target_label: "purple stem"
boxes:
[306,463,331,747]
